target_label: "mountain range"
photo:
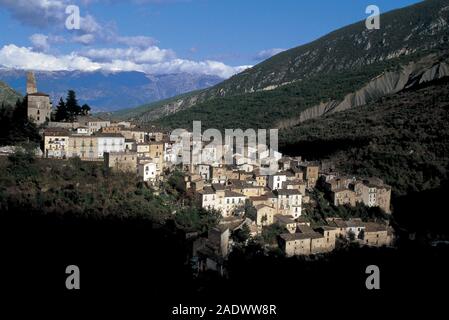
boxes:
[0,69,222,112]
[111,0,449,126]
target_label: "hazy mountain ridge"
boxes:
[0,69,222,112]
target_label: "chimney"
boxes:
[26,71,37,95]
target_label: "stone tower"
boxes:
[26,71,37,95]
[26,71,52,125]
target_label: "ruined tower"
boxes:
[26,71,38,95]
[26,71,52,126]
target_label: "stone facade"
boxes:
[26,72,52,126]
[104,152,138,172]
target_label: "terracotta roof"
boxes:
[44,130,70,136]
[275,215,296,224]
[275,189,301,196]
[280,233,312,241]
[298,225,315,234]
[224,190,245,198]
[364,222,388,232]
[255,204,273,211]
[93,133,124,138]
[201,186,215,195]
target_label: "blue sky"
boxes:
[0,0,422,78]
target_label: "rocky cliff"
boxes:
[277,54,449,128]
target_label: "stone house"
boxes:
[104,151,138,172]
[332,188,357,207]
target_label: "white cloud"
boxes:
[0,44,251,78]
[142,59,251,78]
[29,34,51,52]
[115,36,157,48]
[254,48,286,61]
[0,0,67,27]
[29,33,65,51]
[79,14,102,33]
[73,34,96,45]
[0,0,106,43]
[82,46,175,64]
[0,44,101,71]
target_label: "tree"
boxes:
[81,104,91,116]
[358,229,365,240]
[0,98,40,146]
[348,230,356,241]
[173,207,220,233]
[54,98,68,122]
[65,90,81,121]
[262,224,285,245]
[232,224,251,244]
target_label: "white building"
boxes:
[197,164,211,181]
[201,186,246,218]
[268,173,287,190]
[78,116,111,134]
[275,189,302,219]
[138,161,158,182]
[96,133,125,158]
[222,190,246,217]
[76,127,90,135]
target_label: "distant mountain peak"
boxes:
[0,69,222,112]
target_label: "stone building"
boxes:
[279,233,312,256]
[332,188,357,207]
[254,204,276,226]
[26,72,52,126]
[299,162,320,189]
[361,223,391,247]
[67,135,98,160]
[354,178,392,213]
[104,151,138,172]
[43,130,70,158]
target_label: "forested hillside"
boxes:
[281,78,449,197]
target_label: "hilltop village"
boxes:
[23,72,393,273]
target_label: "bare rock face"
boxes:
[281,54,449,127]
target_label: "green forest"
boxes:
[281,78,449,197]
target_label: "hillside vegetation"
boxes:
[153,52,439,131]
[0,80,22,107]
[281,78,449,197]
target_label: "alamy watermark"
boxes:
[170,121,280,175]
[366,5,381,30]
[65,5,81,30]
[65,265,80,290]
[365,265,380,290]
